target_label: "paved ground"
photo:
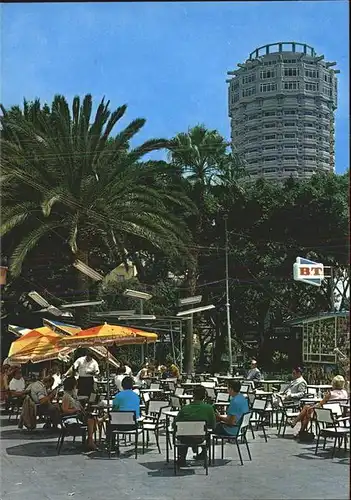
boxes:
[0,412,349,500]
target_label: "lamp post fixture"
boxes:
[123,289,153,363]
[224,214,233,376]
[177,296,215,375]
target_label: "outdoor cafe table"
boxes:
[307,384,332,393]
[261,380,285,391]
[164,409,179,462]
[139,388,164,394]
[255,390,273,397]
[181,382,201,388]
[217,375,243,382]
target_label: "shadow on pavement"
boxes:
[6,440,83,457]
[1,428,60,441]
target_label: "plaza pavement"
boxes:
[0,412,349,500]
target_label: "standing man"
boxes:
[215,380,249,436]
[67,351,100,398]
[246,359,262,386]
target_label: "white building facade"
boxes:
[227,42,339,182]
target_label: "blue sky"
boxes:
[2,1,349,173]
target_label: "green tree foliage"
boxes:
[1,100,348,372]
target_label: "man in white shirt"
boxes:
[246,360,262,386]
[114,366,126,392]
[9,369,26,395]
[29,375,61,428]
[8,369,27,410]
[281,367,307,401]
[72,351,100,397]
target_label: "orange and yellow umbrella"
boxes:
[8,327,75,364]
[58,323,158,348]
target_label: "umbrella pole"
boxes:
[106,354,110,413]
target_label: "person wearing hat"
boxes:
[280,366,307,401]
[246,359,262,386]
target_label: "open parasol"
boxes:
[58,323,158,402]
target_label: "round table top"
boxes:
[255,390,273,396]
[163,410,179,418]
[300,397,321,404]
[262,380,286,384]
[307,384,332,389]
[140,388,164,392]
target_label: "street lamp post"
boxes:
[224,215,233,376]
[123,289,153,364]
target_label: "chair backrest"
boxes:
[88,392,99,404]
[247,393,256,407]
[148,400,169,416]
[279,383,290,393]
[199,375,205,382]
[240,385,249,394]
[216,392,229,403]
[243,381,255,391]
[168,381,176,392]
[159,405,171,422]
[142,392,150,404]
[171,396,180,409]
[314,408,335,426]
[175,387,184,396]
[174,420,207,438]
[150,383,160,390]
[206,388,216,400]
[252,398,266,411]
[323,403,342,417]
[110,410,136,426]
[237,412,251,437]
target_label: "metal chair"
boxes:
[173,420,209,475]
[142,405,170,453]
[314,408,350,457]
[108,411,144,459]
[211,412,252,465]
[250,399,268,442]
[57,415,87,455]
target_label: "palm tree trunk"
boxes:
[184,255,197,374]
[74,249,90,328]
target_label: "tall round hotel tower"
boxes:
[227,42,338,182]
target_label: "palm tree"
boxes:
[166,126,230,372]
[1,95,194,303]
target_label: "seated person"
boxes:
[168,362,180,379]
[174,385,216,465]
[246,360,262,386]
[280,367,307,402]
[215,380,249,436]
[61,377,99,451]
[0,364,10,404]
[29,375,61,429]
[134,365,148,387]
[112,376,140,418]
[8,368,27,404]
[290,375,348,432]
[114,366,126,393]
[158,365,168,380]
